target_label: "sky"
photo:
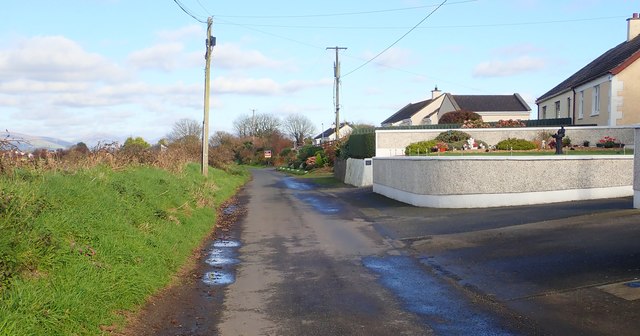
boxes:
[1,0,639,145]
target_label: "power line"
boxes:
[173,0,207,23]
[212,0,475,19]
[342,0,448,78]
[215,15,626,30]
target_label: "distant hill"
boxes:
[1,131,74,151]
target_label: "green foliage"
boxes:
[123,136,151,150]
[405,140,438,155]
[434,130,471,143]
[315,153,325,167]
[438,110,481,124]
[562,136,571,147]
[0,164,248,335]
[343,133,375,159]
[496,138,537,150]
[297,145,323,162]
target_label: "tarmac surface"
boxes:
[124,168,640,335]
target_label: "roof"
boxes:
[450,93,531,112]
[313,122,350,140]
[536,35,640,102]
[381,99,433,124]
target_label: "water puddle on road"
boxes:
[363,255,517,336]
[202,239,241,287]
[203,270,235,286]
[297,194,342,214]
[282,177,313,191]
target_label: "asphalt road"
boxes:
[126,168,640,335]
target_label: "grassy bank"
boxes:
[0,163,248,335]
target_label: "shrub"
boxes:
[435,130,471,143]
[496,138,536,150]
[461,119,490,128]
[495,119,526,128]
[438,110,481,124]
[405,140,438,155]
[562,136,571,147]
[344,133,375,159]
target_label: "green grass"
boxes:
[0,163,248,335]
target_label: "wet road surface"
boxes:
[126,169,640,335]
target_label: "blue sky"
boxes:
[1,1,638,144]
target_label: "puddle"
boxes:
[625,281,640,288]
[363,256,516,335]
[203,271,235,286]
[283,178,313,191]
[222,205,238,215]
[297,194,341,214]
[212,239,241,248]
[205,255,239,266]
[202,239,241,286]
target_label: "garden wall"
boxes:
[373,155,633,208]
[344,158,373,187]
[375,126,635,157]
[334,158,347,183]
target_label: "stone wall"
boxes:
[373,155,633,208]
[376,126,635,157]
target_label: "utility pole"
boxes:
[201,17,215,176]
[326,46,347,140]
[251,108,256,142]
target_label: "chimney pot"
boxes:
[634,13,639,19]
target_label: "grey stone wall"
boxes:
[374,156,632,196]
[376,126,635,157]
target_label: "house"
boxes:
[536,13,640,126]
[313,123,352,145]
[381,87,530,126]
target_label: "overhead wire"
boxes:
[173,0,208,23]
[211,0,475,19]
[342,0,448,78]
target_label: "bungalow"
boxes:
[313,122,352,145]
[381,87,530,126]
[536,13,640,126]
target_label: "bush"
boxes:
[344,133,375,159]
[495,119,526,128]
[438,110,481,124]
[405,140,438,155]
[461,119,490,128]
[496,138,536,150]
[435,130,471,143]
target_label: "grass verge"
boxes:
[0,163,248,335]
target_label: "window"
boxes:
[567,97,571,119]
[542,105,547,119]
[578,91,584,119]
[555,101,560,118]
[592,85,600,115]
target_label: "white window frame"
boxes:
[578,90,584,119]
[542,105,547,119]
[554,101,560,118]
[592,84,600,116]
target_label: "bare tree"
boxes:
[282,114,315,147]
[167,118,202,143]
[233,113,281,139]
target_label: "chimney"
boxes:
[431,85,442,99]
[628,13,640,41]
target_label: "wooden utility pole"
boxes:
[326,46,347,140]
[201,17,215,176]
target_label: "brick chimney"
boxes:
[431,85,442,99]
[628,13,640,41]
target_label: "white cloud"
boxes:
[362,47,415,69]
[156,25,203,41]
[213,44,288,70]
[473,56,546,77]
[213,76,331,95]
[127,42,201,71]
[0,35,127,82]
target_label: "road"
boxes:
[125,168,640,335]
